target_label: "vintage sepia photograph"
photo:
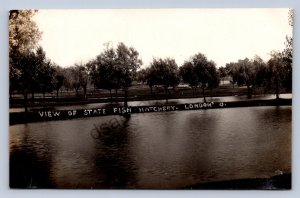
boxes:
[9,9,292,189]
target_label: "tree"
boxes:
[136,68,148,85]
[265,9,293,98]
[180,53,219,102]
[282,9,293,92]
[207,61,220,99]
[262,9,293,99]
[179,61,199,95]
[236,58,256,99]
[144,67,157,95]
[72,63,89,99]
[17,52,38,112]
[92,47,119,102]
[62,67,75,92]
[192,53,217,102]
[34,47,55,99]
[253,56,268,95]
[225,57,265,99]
[218,66,227,84]
[9,10,41,53]
[147,58,179,101]
[225,62,239,89]
[267,51,287,99]
[53,65,65,99]
[10,46,55,112]
[86,60,97,93]
[115,43,142,106]
[281,39,293,92]
[8,10,59,111]
[9,10,41,98]
[91,43,142,106]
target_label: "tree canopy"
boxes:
[89,42,142,105]
[9,10,42,93]
[180,53,219,102]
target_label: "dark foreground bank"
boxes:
[10,98,291,125]
[10,173,291,189]
[184,173,291,190]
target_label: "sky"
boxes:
[33,9,292,68]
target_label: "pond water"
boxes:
[9,106,291,189]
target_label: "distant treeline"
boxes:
[9,10,293,112]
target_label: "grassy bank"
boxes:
[10,84,290,108]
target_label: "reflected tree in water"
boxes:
[10,125,54,188]
[90,115,137,188]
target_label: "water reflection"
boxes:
[10,124,54,188]
[10,106,291,188]
[91,115,137,188]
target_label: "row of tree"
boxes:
[136,54,220,102]
[220,10,293,99]
[82,43,220,103]
[218,43,292,100]
[10,46,65,99]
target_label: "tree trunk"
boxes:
[150,86,153,95]
[192,87,195,96]
[164,87,168,102]
[275,79,280,100]
[75,87,79,96]
[202,87,206,103]
[56,89,59,99]
[23,90,28,113]
[247,85,252,99]
[83,86,87,99]
[109,89,112,103]
[124,88,128,107]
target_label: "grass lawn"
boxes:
[10,83,288,108]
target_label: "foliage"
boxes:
[136,69,148,84]
[9,10,41,53]
[180,53,219,101]
[218,66,227,83]
[66,63,89,98]
[90,43,142,105]
[52,66,65,98]
[115,43,142,91]
[9,10,41,95]
[207,62,220,90]
[225,57,263,98]
[147,58,180,91]
[179,61,199,92]
[266,51,290,99]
